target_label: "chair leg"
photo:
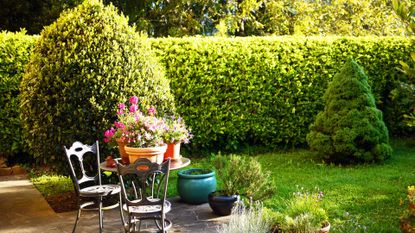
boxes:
[72,204,81,233]
[118,192,126,230]
[98,197,103,233]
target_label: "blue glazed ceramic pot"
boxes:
[177,168,216,204]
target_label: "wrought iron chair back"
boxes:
[116,158,172,232]
[64,141,102,194]
[64,141,122,233]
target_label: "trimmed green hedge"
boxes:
[151,36,415,151]
[1,35,414,159]
[0,31,36,157]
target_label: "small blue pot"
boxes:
[177,168,216,204]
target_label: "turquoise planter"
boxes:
[177,168,216,204]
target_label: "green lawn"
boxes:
[170,139,415,232]
[31,139,415,232]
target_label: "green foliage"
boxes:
[31,174,73,197]
[0,31,36,157]
[258,0,408,36]
[151,36,415,152]
[212,154,275,201]
[391,0,415,128]
[0,0,83,34]
[274,189,328,233]
[307,59,392,163]
[20,0,175,168]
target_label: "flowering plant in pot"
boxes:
[162,116,192,161]
[209,153,275,216]
[104,96,167,164]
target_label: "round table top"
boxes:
[100,157,191,172]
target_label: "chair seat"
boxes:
[80,184,120,197]
[123,200,171,214]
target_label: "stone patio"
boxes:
[0,175,229,233]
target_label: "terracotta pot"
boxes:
[116,138,129,164]
[124,144,167,164]
[320,222,330,233]
[164,143,181,161]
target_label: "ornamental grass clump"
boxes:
[307,58,392,163]
[217,201,271,233]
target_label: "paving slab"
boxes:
[0,175,229,233]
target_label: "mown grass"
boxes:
[31,139,415,232]
[168,139,415,232]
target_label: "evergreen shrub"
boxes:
[0,31,36,157]
[20,0,175,168]
[151,37,415,152]
[306,59,392,163]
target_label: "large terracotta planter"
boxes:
[124,145,167,164]
[116,138,129,164]
[164,143,181,161]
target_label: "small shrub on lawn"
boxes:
[212,153,275,201]
[307,58,392,163]
[20,0,175,169]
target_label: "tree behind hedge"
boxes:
[20,0,175,168]
[306,58,392,163]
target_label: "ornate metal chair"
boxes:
[64,141,123,233]
[116,158,172,233]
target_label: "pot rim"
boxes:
[178,168,215,179]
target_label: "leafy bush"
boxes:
[151,36,415,153]
[212,153,275,201]
[0,31,36,157]
[20,0,175,168]
[307,58,392,163]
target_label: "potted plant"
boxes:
[177,168,216,204]
[274,188,330,233]
[208,154,275,216]
[104,96,168,164]
[400,185,415,233]
[163,116,193,161]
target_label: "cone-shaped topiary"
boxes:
[306,58,392,163]
[20,0,175,168]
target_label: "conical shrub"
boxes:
[307,58,392,163]
[20,0,175,168]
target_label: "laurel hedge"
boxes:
[0,31,36,158]
[151,36,415,151]
[1,34,414,159]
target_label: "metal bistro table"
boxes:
[100,157,191,172]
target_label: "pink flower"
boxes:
[129,96,139,105]
[117,110,123,115]
[104,129,114,138]
[148,106,156,115]
[114,121,125,129]
[104,138,110,143]
[118,103,126,110]
[130,104,138,113]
